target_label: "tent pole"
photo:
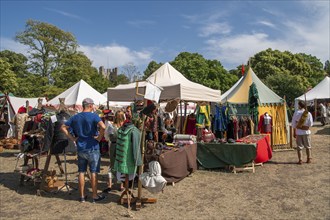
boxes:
[137,100,147,201]
[183,101,187,134]
[314,99,317,122]
[0,93,9,119]
[180,101,183,134]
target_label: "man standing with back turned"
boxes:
[292,101,313,164]
[61,98,106,203]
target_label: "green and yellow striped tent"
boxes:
[221,67,289,146]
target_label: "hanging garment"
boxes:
[13,113,29,143]
[114,123,142,174]
[185,115,197,135]
[214,105,228,132]
[258,113,272,134]
[139,161,167,194]
[195,104,211,128]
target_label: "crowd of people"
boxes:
[59,98,177,203]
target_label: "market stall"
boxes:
[107,62,221,170]
[158,143,197,183]
[220,67,290,149]
[197,134,272,169]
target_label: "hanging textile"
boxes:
[195,104,211,128]
[114,122,142,174]
[139,161,167,194]
[248,82,259,134]
[214,105,228,132]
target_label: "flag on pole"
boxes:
[241,64,245,76]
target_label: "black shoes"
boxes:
[92,194,106,203]
[79,195,87,203]
[102,187,112,193]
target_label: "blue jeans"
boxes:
[77,149,101,173]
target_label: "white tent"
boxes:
[0,95,47,121]
[48,79,107,111]
[107,62,221,102]
[0,95,47,138]
[295,76,330,108]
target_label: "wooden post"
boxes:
[180,101,183,134]
[289,125,293,149]
[183,102,187,134]
[137,113,146,203]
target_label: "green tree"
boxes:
[15,19,77,84]
[0,50,44,97]
[114,74,130,86]
[170,52,238,91]
[0,50,29,77]
[143,61,163,80]
[250,48,326,103]
[0,58,18,94]
[52,52,96,88]
[265,72,310,103]
[324,60,330,75]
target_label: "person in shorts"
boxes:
[292,101,313,164]
[61,98,106,203]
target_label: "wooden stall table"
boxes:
[158,143,197,183]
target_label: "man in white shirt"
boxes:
[291,101,313,164]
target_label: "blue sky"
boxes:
[1,1,329,73]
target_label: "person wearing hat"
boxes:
[61,98,106,203]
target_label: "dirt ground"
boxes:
[0,123,329,220]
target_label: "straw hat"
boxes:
[165,99,179,112]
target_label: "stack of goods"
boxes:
[173,134,196,146]
[0,137,19,149]
[201,129,215,143]
[237,134,268,144]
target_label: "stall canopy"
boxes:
[108,62,221,102]
[48,79,106,111]
[295,76,330,107]
[102,92,132,109]
[221,67,284,104]
[221,67,289,146]
[1,93,46,120]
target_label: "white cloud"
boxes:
[199,22,231,37]
[45,8,81,19]
[204,2,329,69]
[257,20,276,29]
[44,7,89,23]
[0,37,29,56]
[205,33,282,67]
[79,44,153,69]
[0,37,153,71]
[183,11,231,37]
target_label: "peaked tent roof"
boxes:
[108,62,221,102]
[221,67,284,104]
[48,79,107,107]
[295,76,330,101]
